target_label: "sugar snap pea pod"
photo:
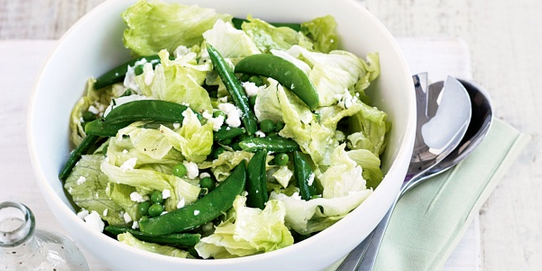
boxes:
[85,100,191,137]
[231,18,301,31]
[234,54,320,110]
[94,55,160,90]
[139,162,247,236]
[293,151,318,200]
[58,134,99,181]
[206,44,258,135]
[213,126,245,142]
[239,137,299,153]
[104,226,200,247]
[246,149,268,209]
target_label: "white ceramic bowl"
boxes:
[27,0,415,270]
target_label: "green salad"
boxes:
[62,0,389,259]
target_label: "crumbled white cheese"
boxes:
[255,130,266,138]
[87,105,99,114]
[177,198,186,209]
[173,122,181,129]
[174,45,190,57]
[143,63,155,86]
[184,161,199,179]
[83,211,105,232]
[132,221,139,230]
[199,172,211,179]
[242,81,259,97]
[122,149,128,154]
[218,96,228,103]
[120,157,137,172]
[210,115,225,131]
[218,103,236,114]
[307,173,315,186]
[123,212,133,223]
[77,209,89,220]
[130,192,146,203]
[162,189,171,200]
[194,210,200,216]
[202,111,224,131]
[218,104,242,128]
[76,176,87,185]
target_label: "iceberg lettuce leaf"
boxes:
[195,196,293,259]
[269,190,371,235]
[300,15,339,53]
[202,19,261,59]
[64,154,126,226]
[241,16,314,53]
[135,50,213,113]
[118,232,191,258]
[347,101,389,156]
[159,109,214,163]
[122,0,232,56]
[348,149,383,189]
[199,150,254,182]
[320,144,366,198]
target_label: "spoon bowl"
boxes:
[417,79,493,182]
[338,75,483,271]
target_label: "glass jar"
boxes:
[0,201,90,271]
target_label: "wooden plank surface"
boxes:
[1,0,540,270]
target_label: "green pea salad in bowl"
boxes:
[28,0,415,270]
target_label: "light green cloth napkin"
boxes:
[326,118,531,271]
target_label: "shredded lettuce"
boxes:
[241,15,314,53]
[202,19,261,59]
[135,50,213,113]
[195,196,293,258]
[122,0,232,56]
[118,232,192,258]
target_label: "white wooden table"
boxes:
[1,1,540,270]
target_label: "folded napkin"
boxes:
[326,118,531,271]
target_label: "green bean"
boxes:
[84,100,193,137]
[213,126,245,143]
[231,18,302,31]
[246,149,268,209]
[238,137,299,153]
[235,54,319,110]
[139,162,247,236]
[58,134,100,181]
[206,44,258,135]
[94,55,160,90]
[104,226,201,248]
[293,151,318,200]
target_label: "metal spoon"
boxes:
[337,74,473,271]
[414,79,493,185]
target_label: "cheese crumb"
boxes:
[184,161,199,179]
[82,211,105,232]
[76,176,87,185]
[130,192,146,203]
[162,189,171,200]
[123,212,133,223]
[120,157,137,172]
[242,81,259,97]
